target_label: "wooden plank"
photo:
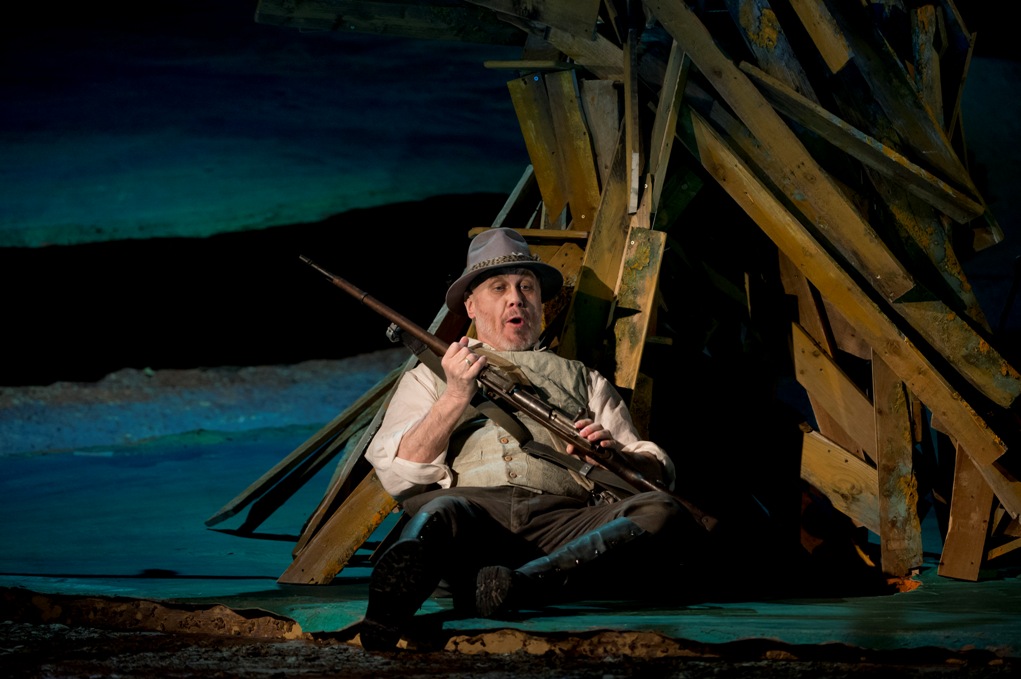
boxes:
[507,74,568,221]
[580,79,621,187]
[786,0,853,73]
[613,228,666,392]
[988,537,1021,562]
[739,62,984,224]
[647,39,688,223]
[684,108,1020,519]
[278,469,398,585]
[557,123,631,369]
[623,28,641,214]
[545,69,601,231]
[483,60,575,71]
[865,169,990,329]
[254,0,522,44]
[802,430,880,534]
[681,79,1021,410]
[792,323,876,460]
[938,444,994,581]
[873,354,924,577]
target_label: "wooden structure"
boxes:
[207,0,1021,585]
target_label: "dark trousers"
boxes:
[400,485,699,602]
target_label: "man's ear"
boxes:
[464,296,476,319]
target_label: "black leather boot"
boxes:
[360,511,450,651]
[475,517,646,619]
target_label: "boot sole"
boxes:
[361,541,440,651]
[475,565,516,619]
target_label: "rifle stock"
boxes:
[299,255,717,532]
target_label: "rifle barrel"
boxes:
[299,255,449,356]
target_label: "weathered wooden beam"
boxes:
[802,430,880,534]
[873,354,924,577]
[684,108,1020,519]
[739,62,984,224]
[724,0,819,102]
[613,227,666,393]
[254,0,522,44]
[910,4,944,128]
[865,169,990,329]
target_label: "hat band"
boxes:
[468,252,540,272]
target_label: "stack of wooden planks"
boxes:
[207,0,1021,586]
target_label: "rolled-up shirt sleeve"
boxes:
[364,364,455,499]
[585,368,676,489]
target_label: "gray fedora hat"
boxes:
[445,228,563,313]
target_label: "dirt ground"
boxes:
[3,618,1018,678]
[2,588,1017,679]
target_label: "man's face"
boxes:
[465,271,543,351]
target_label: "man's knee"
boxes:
[619,491,685,534]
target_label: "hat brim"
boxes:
[445,261,563,313]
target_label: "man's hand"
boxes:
[567,418,666,485]
[566,418,616,458]
[440,336,487,402]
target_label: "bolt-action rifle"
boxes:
[299,255,718,532]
